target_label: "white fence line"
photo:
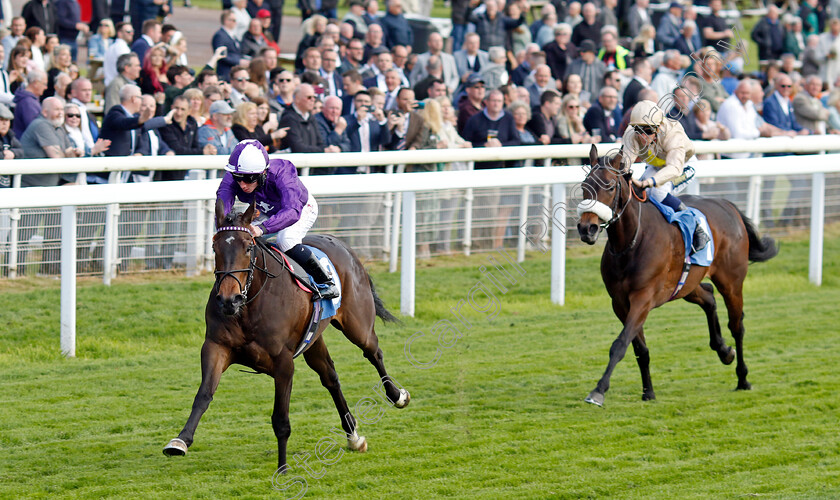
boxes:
[2,153,837,357]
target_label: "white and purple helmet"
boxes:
[225,139,270,174]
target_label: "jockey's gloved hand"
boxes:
[249,224,263,237]
[631,178,654,189]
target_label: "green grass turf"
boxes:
[1,229,839,499]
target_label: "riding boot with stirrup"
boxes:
[679,202,711,252]
[301,253,340,301]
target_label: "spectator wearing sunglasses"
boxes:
[762,74,810,135]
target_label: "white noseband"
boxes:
[577,200,614,223]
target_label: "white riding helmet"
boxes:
[225,139,270,174]
[629,100,664,129]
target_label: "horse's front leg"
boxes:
[586,293,653,407]
[272,349,295,470]
[164,340,232,456]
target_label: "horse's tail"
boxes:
[368,274,401,325]
[737,209,779,263]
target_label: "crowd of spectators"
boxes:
[2,0,840,195]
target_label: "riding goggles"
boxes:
[232,173,261,184]
[633,125,658,135]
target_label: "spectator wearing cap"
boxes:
[457,74,486,134]
[212,10,249,82]
[570,2,602,48]
[381,0,413,49]
[278,83,342,153]
[251,10,278,52]
[454,33,490,84]
[410,32,460,94]
[567,40,606,102]
[13,70,47,138]
[0,104,24,176]
[241,18,268,58]
[657,2,684,48]
[199,99,239,155]
[343,0,369,39]
[462,88,520,169]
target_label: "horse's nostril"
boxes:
[233,294,245,305]
[588,224,599,235]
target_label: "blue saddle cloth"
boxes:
[648,198,714,267]
[305,245,341,320]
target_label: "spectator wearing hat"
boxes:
[343,0,369,39]
[199,99,239,155]
[254,11,281,52]
[278,83,342,153]
[657,2,684,48]
[567,40,606,102]
[457,73,486,134]
[571,2,601,46]
[0,104,24,177]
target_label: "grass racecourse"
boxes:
[1,229,839,499]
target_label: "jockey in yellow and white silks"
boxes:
[621,100,710,251]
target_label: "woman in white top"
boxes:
[64,103,111,158]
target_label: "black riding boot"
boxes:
[679,202,710,252]
[301,253,340,300]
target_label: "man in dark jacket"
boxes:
[751,5,785,61]
[526,90,567,144]
[314,96,351,175]
[159,95,217,171]
[571,2,602,48]
[21,0,56,36]
[470,0,525,51]
[55,0,89,60]
[212,10,247,81]
[0,104,25,187]
[278,84,342,153]
[582,86,621,142]
[380,0,413,49]
[100,84,155,158]
[543,24,576,83]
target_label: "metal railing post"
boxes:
[383,164,395,262]
[8,174,21,278]
[809,172,825,286]
[60,205,76,357]
[517,185,529,263]
[400,191,416,317]
[389,192,401,273]
[551,183,566,306]
[102,172,120,285]
[186,169,207,277]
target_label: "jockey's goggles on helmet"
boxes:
[633,124,658,135]
[232,173,261,184]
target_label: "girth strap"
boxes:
[669,257,691,301]
[293,301,322,358]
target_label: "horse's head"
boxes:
[213,198,257,316]
[576,145,632,244]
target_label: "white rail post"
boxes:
[186,169,206,277]
[8,174,21,278]
[204,170,218,271]
[517,185,529,263]
[383,164,394,262]
[746,175,762,224]
[809,172,825,286]
[551,183,566,306]
[60,205,76,357]
[102,171,121,285]
[463,187,473,256]
[401,191,416,317]
[389,191,401,273]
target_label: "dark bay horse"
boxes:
[576,145,778,406]
[163,199,410,468]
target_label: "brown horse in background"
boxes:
[163,199,410,469]
[576,145,778,406]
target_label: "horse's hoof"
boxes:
[642,391,656,401]
[721,347,736,365]
[394,388,411,409]
[163,438,188,456]
[736,381,752,391]
[584,391,604,407]
[347,432,367,453]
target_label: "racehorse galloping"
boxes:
[163,200,410,468]
[576,145,778,406]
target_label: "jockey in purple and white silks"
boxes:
[621,100,711,252]
[216,139,339,299]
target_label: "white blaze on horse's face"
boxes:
[226,236,235,245]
